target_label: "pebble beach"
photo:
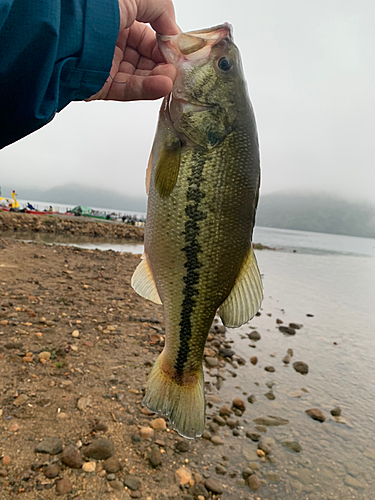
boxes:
[1,212,375,500]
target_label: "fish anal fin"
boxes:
[155,139,181,199]
[143,352,205,439]
[131,254,162,305]
[219,247,263,327]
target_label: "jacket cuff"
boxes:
[58,0,120,110]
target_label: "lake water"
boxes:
[2,226,375,498]
[221,227,375,499]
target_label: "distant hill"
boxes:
[256,192,375,238]
[1,184,147,213]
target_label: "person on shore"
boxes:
[0,0,179,149]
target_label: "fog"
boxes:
[1,0,374,205]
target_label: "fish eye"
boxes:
[217,56,233,72]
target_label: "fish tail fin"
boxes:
[143,353,205,439]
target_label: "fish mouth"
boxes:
[158,23,233,63]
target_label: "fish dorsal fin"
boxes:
[131,254,162,305]
[145,150,153,195]
[218,247,263,327]
[155,139,181,198]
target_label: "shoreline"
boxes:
[0,239,272,500]
[0,211,144,241]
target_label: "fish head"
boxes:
[158,24,248,148]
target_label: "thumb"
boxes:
[135,0,180,35]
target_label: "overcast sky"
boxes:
[1,0,374,205]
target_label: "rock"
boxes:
[175,466,193,485]
[13,394,28,406]
[206,394,221,405]
[56,477,72,495]
[140,427,154,440]
[38,351,51,361]
[250,356,258,365]
[219,405,232,417]
[232,398,246,412]
[289,391,304,398]
[209,421,219,433]
[258,438,273,455]
[248,331,261,341]
[205,356,218,367]
[276,318,283,324]
[2,456,11,466]
[149,445,162,468]
[102,456,121,473]
[330,406,341,417]
[215,464,227,475]
[264,390,275,400]
[189,483,209,499]
[83,461,96,472]
[287,348,293,356]
[35,437,63,455]
[293,361,309,375]
[253,416,289,426]
[255,425,267,433]
[77,396,92,411]
[109,480,124,491]
[107,473,116,481]
[219,347,234,358]
[282,441,302,452]
[242,467,253,479]
[247,474,261,490]
[211,436,224,446]
[279,326,296,335]
[44,464,60,478]
[364,449,375,460]
[150,418,167,431]
[247,394,256,404]
[213,415,226,426]
[124,475,141,490]
[9,423,19,432]
[289,323,303,329]
[176,440,190,452]
[241,444,258,461]
[72,329,80,338]
[204,478,223,494]
[202,430,212,440]
[61,445,83,469]
[267,472,280,482]
[264,366,275,372]
[83,438,115,460]
[344,476,365,489]
[92,421,108,432]
[246,431,261,442]
[305,408,326,422]
[282,354,291,364]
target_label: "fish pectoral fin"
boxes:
[218,247,263,327]
[131,254,162,305]
[155,139,181,198]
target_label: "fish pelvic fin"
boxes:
[219,247,263,327]
[143,352,205,439]
[131,254,162,305]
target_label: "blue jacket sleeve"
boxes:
[0,0,119,149]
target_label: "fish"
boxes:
[131,23,262,439]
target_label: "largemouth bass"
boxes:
[132,23,262,438]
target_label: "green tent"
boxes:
[71,206,92,216]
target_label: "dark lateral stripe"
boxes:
[175,153,206,377]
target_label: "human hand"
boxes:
[89,0,179,102]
